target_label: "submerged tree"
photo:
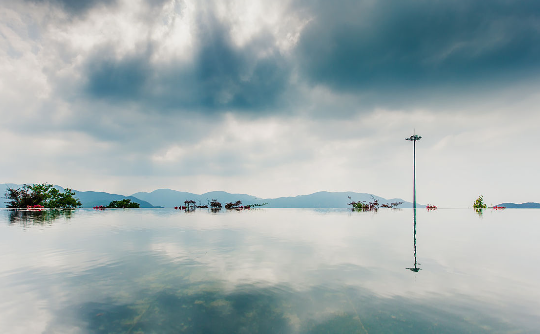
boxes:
[184,200,196,210]
[225,200,243,210]
[246,203,268,208]
[348,196,380,211]
[210,199,222,209]
[210,199,222,212]
[5,184,81,209]
[380,201,403,208]
[107,199,140,208]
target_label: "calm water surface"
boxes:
[0,208,539,333]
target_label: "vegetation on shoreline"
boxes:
[5,184,81,209]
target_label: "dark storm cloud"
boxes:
[87,50,152,100]
[295,0,540,92]
[25,0,118,16]
[84,11,291,113]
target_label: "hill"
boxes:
[497,202,540,208]
[73,190,159,208]
[132,189,261,208]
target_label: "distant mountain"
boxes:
[0,184,159,208]
[73,191,159,208]
[132,189,416,209]
[264,191,414,208]
[1,183,416,209]
[132,189,261,208]
[497,202,540,208]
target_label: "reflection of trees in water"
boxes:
[475,208,484,218]
[8,209,74,226]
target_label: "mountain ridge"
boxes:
[132,189,418,208]
[1,183,418,208]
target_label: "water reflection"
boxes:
[1,209,540,333]
[7,209,74,226]
[406,208,420,272]
[475,208,484,217]
[56,283,518,334]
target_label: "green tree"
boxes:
[107,199,140,208]
[473,195,487,209]
[5,184,44,208]
[45,187,82,208]
[4,184,82,209]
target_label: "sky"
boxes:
[1,0,539,207]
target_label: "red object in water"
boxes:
[174,206,178,210]
[426,204,437,210]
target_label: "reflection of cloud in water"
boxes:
[1,209,540,333]
[148,210,406,292]
[48,285,523,334]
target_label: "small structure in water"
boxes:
[210,199,222,211]
[184,200,196,211]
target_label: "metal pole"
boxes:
[413,139,416,210]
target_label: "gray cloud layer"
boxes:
[25,0,118,16]
[18,0,540,114]
[83,7,291,112]
[296,0,540,93]
[77,0,540,114]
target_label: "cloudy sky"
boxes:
[1,0,539,207]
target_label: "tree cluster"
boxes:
[5,184,81,209]
[107,199,140,208]
[347,196,401,211]
[225,200,243,210]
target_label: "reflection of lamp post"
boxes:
[406,209,420,272]
[405,134,421,209]
[406,133,421,272]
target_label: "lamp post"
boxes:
[405,134,422,209]
[406,133,421,272]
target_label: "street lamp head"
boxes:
[406,134,422,141]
